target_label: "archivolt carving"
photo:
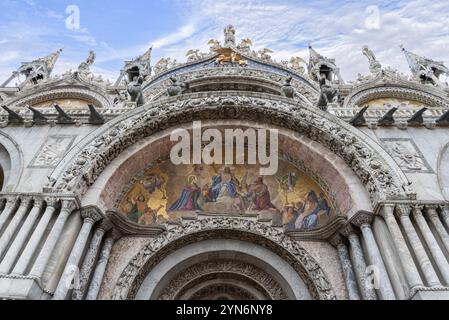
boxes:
[158,260,288,300]
[345,83,449,109]
[47,92,412,204]
[143,67,318,105]
[6,87,112,110]
[4,72,113,110]
[110,218,336,300]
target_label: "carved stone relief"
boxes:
[30,135,75,168]
[158,260,288,300]
[381,138,433,173]
[110,218,337,300]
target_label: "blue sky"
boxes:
[0,0,448,83]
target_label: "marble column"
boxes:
[0,195,19,232]
[0,198,44,274]
[396,205,440,287]
[12,199,58,275]
[379,205,423,290]
[330,234,361,300]
[86,234,118,300]
[441,205,449,231]
[29,200,76,279]
[425,205,449,255]
[53,207,103,300]
[352,212,396,300]
[72,219,112,300]
[0,197,32,258]
[412,205,449,285]
[342,225,377,300]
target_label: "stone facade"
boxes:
[0,26,449,300]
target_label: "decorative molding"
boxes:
[381,138,434,173]
[158,260,288,300]
[107,210,167,237]
[110,218,337,300]
[350,211,374,228]
[29,135,76,168]
[46,92,413,206]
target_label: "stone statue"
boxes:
[281,76,295,98]
[208,39,221,53]
[401,45,449,89]
[167,76,189,97]
[186,49,206,62]
[127,76,145,107]
[78,50,96,76]
[154,58,171,75]
[317,73,339,111]
[238,38,253,53]
[258,48,273,61]
[224,25,236,47]
[289,57,306,74]
[362,46,382,76]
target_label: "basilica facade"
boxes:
[0,26,449,300]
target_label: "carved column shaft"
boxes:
[72,222,111,300]
[53,208,102,300]
[397,205,440,287]
[380,205,423,290]
[86,237,115,300]
[0,199,44,274]
[412,206,449,285]
[344,229,377,300]
[29,200,75,279]
[441,206,449,231]
[13,201,57,275]
[0,196,19,232]
[0,197,32,258]
[425,206,449,255]
[331,235,361,300]
[352,213,396,300]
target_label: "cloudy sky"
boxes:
[0,0,448,84]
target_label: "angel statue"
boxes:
[258,48,273,61]
[289,57,307,74]
[238,38,253,53]
[208,39,221,52]
[186,49,206,62]
[78,50,96,76]
[153,58,171,74]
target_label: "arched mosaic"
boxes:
[117,159,336,232]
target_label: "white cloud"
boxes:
[1,0,448,83]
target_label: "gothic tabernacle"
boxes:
[0,25,448,301]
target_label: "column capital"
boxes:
[379,204,395,219]
[340,224,357,238]
[43,197,60,208]
[329,234,345,248]
[395,204,411,218]
[60,199,77,212]
[350,211,374,229]
[32,197,45,207]
[425,205,440,219]
[19,196,33,207]
[440,205,449,219]
[98,218,113,233]
[4,194,18,204]
[411,205,425,218]
[425,204,439,211]
[81,206,104,224]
